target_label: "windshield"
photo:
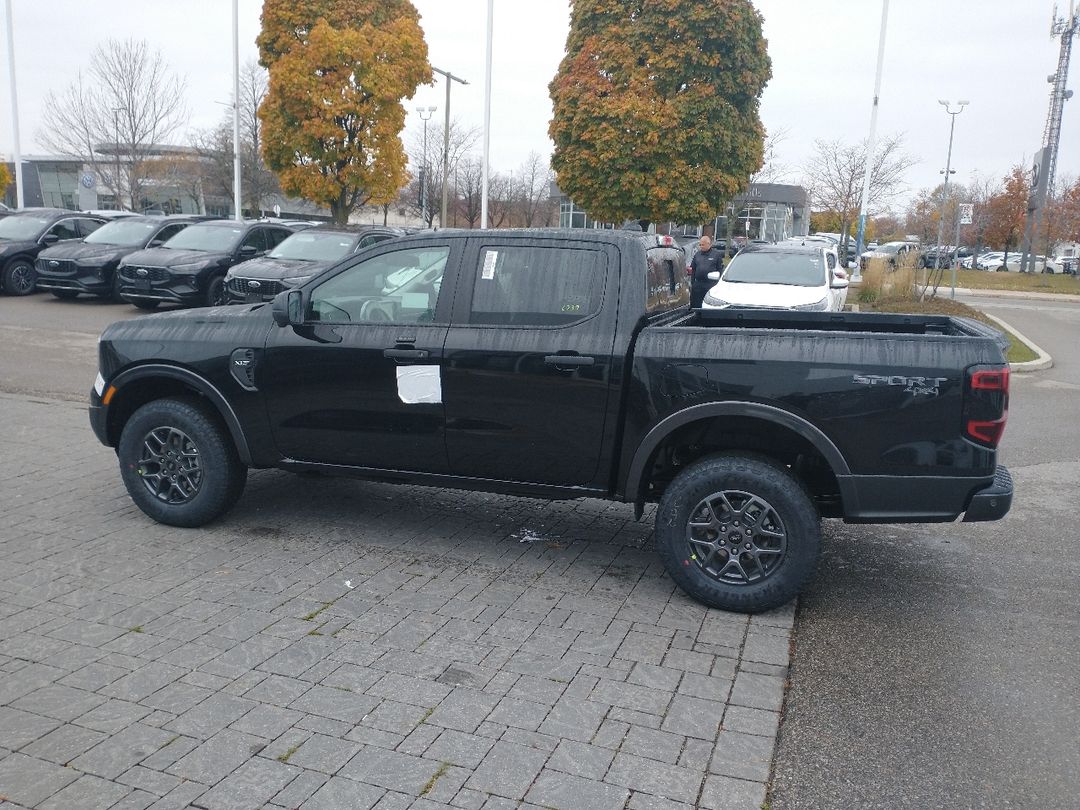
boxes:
[0,215,50,241]
[84,219,159,247]
[269,231,358,261]
[162,224,243,252]
[722,251,826,287]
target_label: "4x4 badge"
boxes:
[852,374,948,396]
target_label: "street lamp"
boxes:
[932,100,968,295]
[431,66,468,227]
[416,106,436,226]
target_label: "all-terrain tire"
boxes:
[118,397,247,527]
[655,453,821,613]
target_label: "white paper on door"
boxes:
[396,365,442,404]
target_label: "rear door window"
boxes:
[465,245,605,327]
[49,220,81,241]
[646,246,690,314]
[77,218,104,237]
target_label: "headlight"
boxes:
[94,371,106,396]
[794,297,830,312]
[170,262,207,273]
[702,291,730,308]
[281,275,313,287]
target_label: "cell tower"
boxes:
[1020,2,1080,272]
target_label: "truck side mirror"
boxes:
[272,289,304,327]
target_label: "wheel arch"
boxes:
[624,402,851,511]
[105,364,254,465]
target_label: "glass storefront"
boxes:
[36,164,79,209]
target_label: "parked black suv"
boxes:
[225,226,405,303]
[0,209,108,295]
[35,215,212,301]
[116,220,295,309]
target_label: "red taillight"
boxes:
[964,364,1009,448]
[970,368,1009,392]
[966,416,1007,445]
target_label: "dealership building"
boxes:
[552,181,811,242]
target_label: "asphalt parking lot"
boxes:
[0,296,792,809]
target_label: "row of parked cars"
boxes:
[0,207,410,307]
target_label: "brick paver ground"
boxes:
[0,394,792,809]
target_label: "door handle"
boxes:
[384,348,429,361]
[544,354,595,368]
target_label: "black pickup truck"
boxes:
[90,229,1013,612]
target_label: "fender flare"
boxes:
[108,363,254,466]
[623,401,851,502]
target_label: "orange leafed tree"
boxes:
[549,0,772,227]
[0,163,11,200]
[983,166,1029,251]
[258,1,431,224]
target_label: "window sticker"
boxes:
[396,365,442,404]
[481,250,498,280]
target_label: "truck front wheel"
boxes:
[117,397,247,527]
[656,454,821,613]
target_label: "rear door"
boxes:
[442,238,620,488]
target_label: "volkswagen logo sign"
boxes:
[248,280,261,289]
[48,260,59,268]
[136,268,149,277]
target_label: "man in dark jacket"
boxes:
[690,235,723,308]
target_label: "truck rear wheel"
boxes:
[118,397,247,527]
[656,453,821,613]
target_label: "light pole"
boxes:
[111,108,123,209]
[933,100,968,292]
[480,0,494,228]
[431,67,468,227]
[4,0,24,208]
[416,106,436,226]
[854,0,890,281]
[232,0,242,220]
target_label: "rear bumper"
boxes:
[962,465,1013,522]
[839,467,1013,523]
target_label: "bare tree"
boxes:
[750,126,792,185]
[238,61,278,214]
[405,120,480,226]
[803,133,917,256]
[514,152,556,227]
[486,172,513,228]
[38,39,187,211]
[455,157,484,228]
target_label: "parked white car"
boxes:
[702,243,849,313]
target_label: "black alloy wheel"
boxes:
[656,453,821,613]
[2,258,37,296]
[205,275,228,307]
[685,490,788,585]
[118,397,246,527]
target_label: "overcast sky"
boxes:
[0,0,1074,211]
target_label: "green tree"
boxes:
[549,0,771,228]
[257,1,431,224]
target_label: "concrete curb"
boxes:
[952,286,1080,304]
[982,313,1054,373]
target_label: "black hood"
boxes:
[38,241,130,264]
[228,255,333,281]
[122,247,229,269]
[0,239,38,257]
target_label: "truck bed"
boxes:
[678,308,1007,342]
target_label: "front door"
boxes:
[261,242,458,472]
[442,239,620,488]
